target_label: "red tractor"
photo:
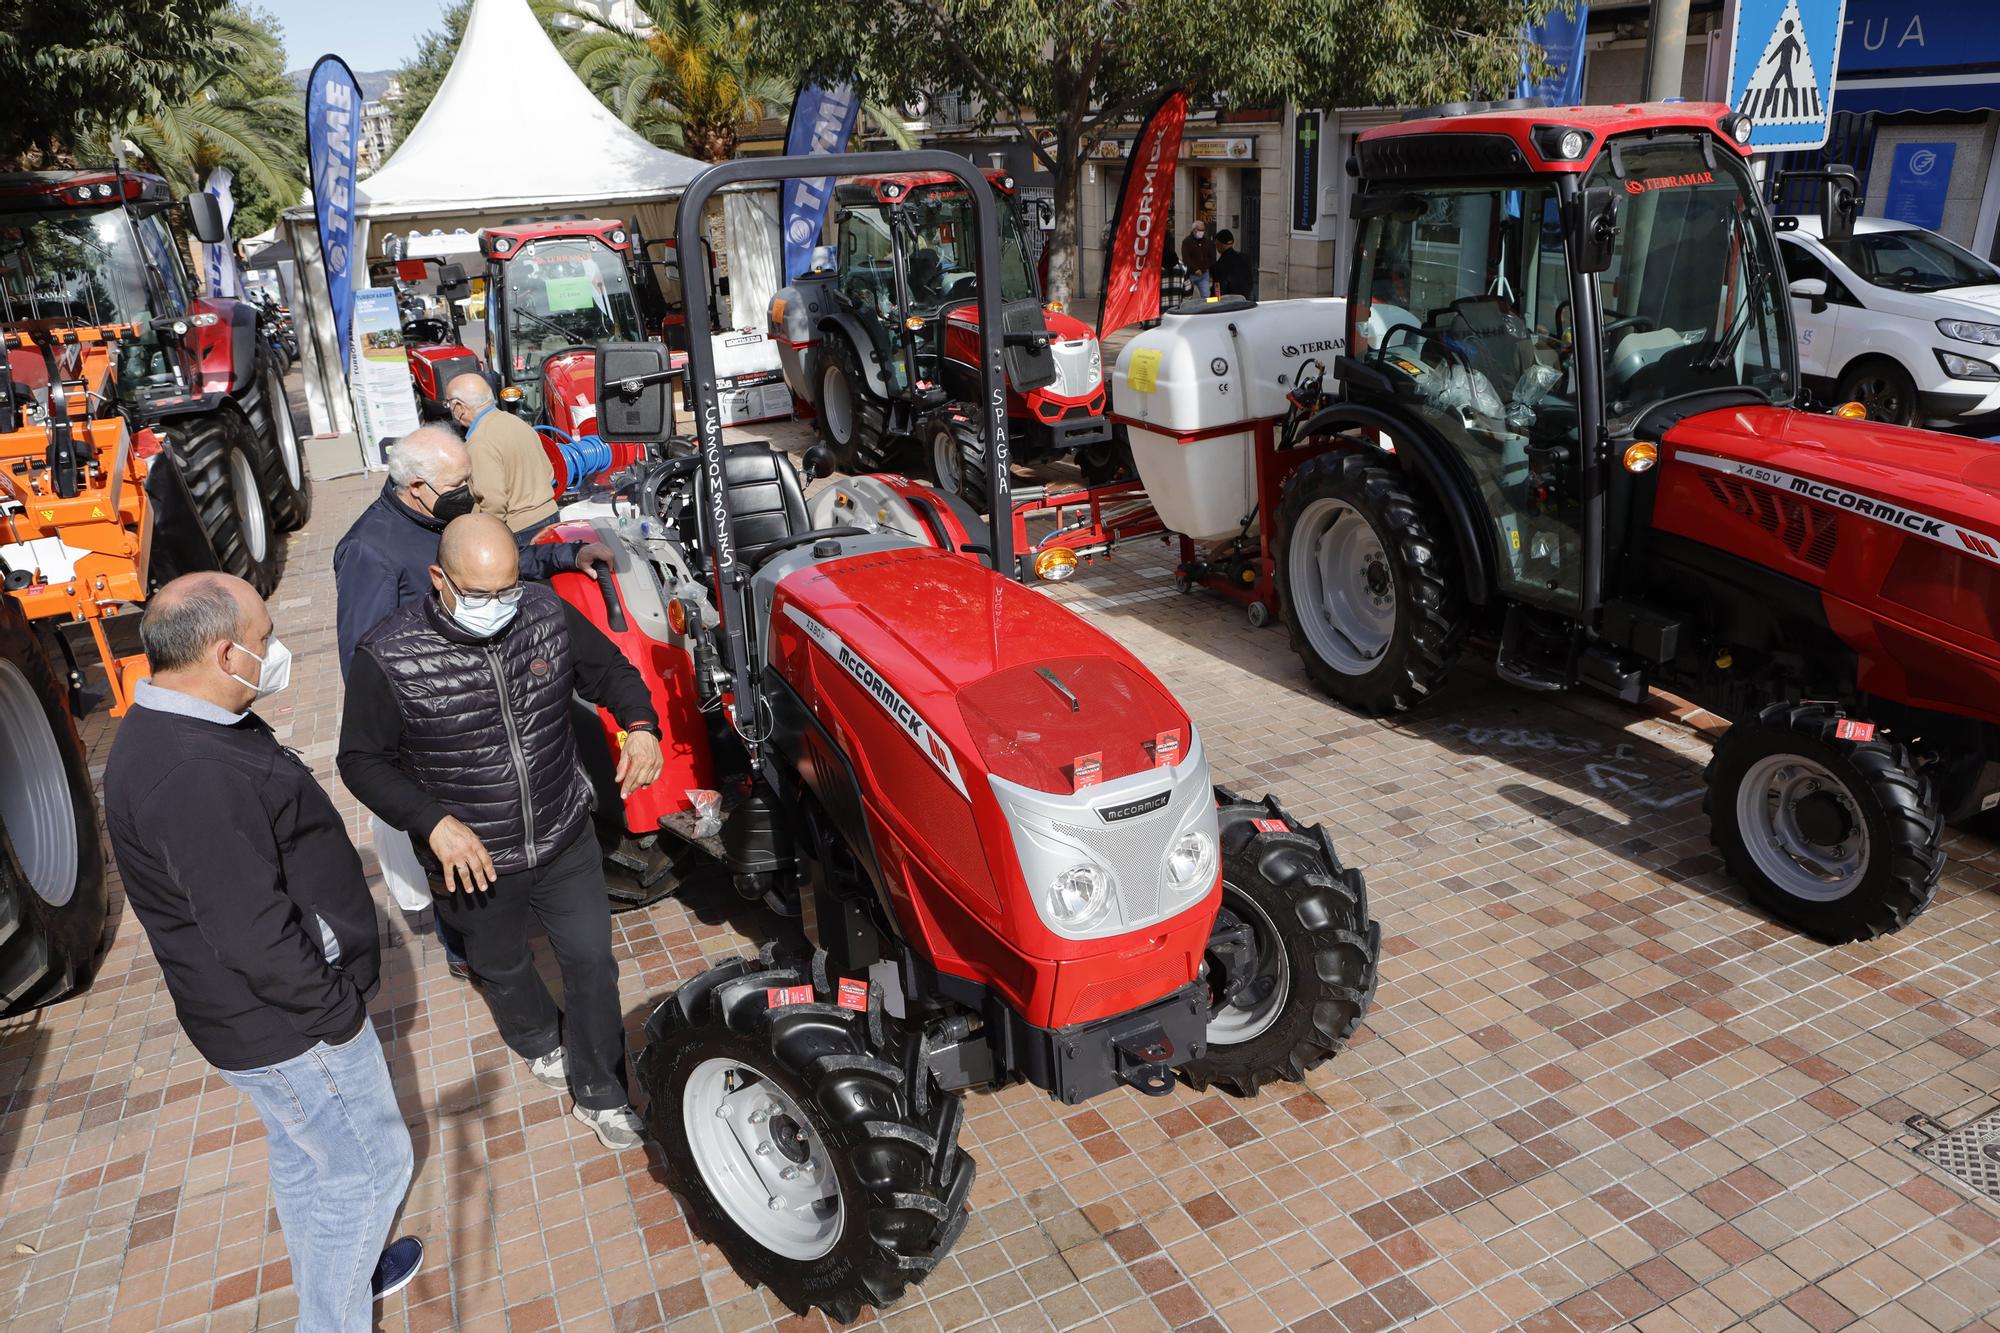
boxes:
[540,153,1380,1321]
[770,169,1121,502]
[0,169,312,597]
[1231,100,1999,942]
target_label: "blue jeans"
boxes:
[218,1019,412,1333]
[1192,272,1211,298]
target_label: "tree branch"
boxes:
[906,0,1062,172]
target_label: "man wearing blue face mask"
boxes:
[104,573,424,1330]
[337,516,663,1151]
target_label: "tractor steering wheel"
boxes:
[1602,312,1653,344]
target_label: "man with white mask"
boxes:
[103,572,424,1329]
[338,516,662,1151]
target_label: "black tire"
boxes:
[1275,449,1463,714]
[1836,357,1918,427]
[923,416,989,513]
[1181,790,1380,1096]
[1077,437,1135,487]
[818,356,867,473]
[169,413,280,597]
[0,600,107,1016]
[639,956,973,1323]
[241,351,313,532]
[1705,702,1943,943]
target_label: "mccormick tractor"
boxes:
[537,153,1380,1322]
[769,169,1120,500]
[1114,99,1996,943]
[0,170,312,597]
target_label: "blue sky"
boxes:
[265,0,457,73]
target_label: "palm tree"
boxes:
[543,0,913,161]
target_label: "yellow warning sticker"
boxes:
[1127,348,1162,394]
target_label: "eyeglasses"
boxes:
[442,568,524,609]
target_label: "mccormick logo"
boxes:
[1626,170,1714,194]
[1125,129,1168,294]
[1100,791,1171,822]
[783,605,970,798]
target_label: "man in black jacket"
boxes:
[332,425,610,982]
[339,515,663,1151]
[104,573,423,1329]
[1210,229,1253,299]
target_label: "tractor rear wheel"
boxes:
[243,352,313,531]
[1077,437,1135,486]
[1705,703,1943,943]
[924,417,989,512]
[1180,791,1380,1097]
[639,956,973,1322]
[1276,450,1462,713]
[172,414,280,597]
[0,599,107,1016]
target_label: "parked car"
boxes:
[1776,215,2000,428]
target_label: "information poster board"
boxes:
[348,287,421,467]
[1883,142,1955,230]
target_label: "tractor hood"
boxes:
[1663,404,2000,542]
[944,303,1097,346]
[769,545,1189,795]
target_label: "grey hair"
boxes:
[385,424,465,489]
[139,579,244,673]
[448,374,494,408]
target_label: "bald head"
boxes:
[435,514,520,600]
[387,425,470,496]
[141,573,266,673]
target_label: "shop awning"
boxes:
[1833,72,2000,116]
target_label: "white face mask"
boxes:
[229,637,292,699]
[450,597,519,638]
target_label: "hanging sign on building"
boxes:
[1883,142,1955,229]
[1292,112,1321,232]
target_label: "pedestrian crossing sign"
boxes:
[1726,0,1848,153]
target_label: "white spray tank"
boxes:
[1111,297,1346,541]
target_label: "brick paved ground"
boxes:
[2,414,1998,1333]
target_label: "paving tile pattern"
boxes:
[3,423,1998,1332]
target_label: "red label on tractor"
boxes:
[1153,730,1180,769]
[1835,719,1877,743]
[837,978,869,1011]
[1073,752,1103,789]
[766,985,814,1008]
[1251,817,1289,834]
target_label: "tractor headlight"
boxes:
[1937,318,2000,347]
[1087,344,1103,390]
[1048,864,1110,927]
[1557,130,1587,160]
[1163,830,1216,895]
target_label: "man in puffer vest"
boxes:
[338,515,664,1150]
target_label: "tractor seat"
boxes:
[721,442,809,567]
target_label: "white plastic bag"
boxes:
[370,815,433,912]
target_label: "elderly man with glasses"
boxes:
[337,515,663,1150]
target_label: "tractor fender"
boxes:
[1296,401,1495,606]
[817,312,895,402]
[140,441,225,586]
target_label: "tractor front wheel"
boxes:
[1181,791,1380,1097]
[639,956,973,1322]
[1705,703,1943,942]
[171,414,281,597]
[244,352,312,531]
[817,358,865,473]
[1276,450,1462,714]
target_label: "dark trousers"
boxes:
[433,825,628,1110]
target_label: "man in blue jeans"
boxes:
[103,573,422,1330]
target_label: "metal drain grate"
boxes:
[1904,1108,2000,1203]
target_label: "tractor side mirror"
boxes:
[1000,298,1058,392]
[801,445,835,480]
[1820,165,1860,245]
[435,262,468,295]
[182,192,227,245]
[593,341,676,443]
[1573,187,1619,274]
[1788,276,1829,315]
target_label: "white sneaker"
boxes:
[528,1048,568,1089]
[574,1103,645,1150]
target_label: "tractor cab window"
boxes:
[1352,183,1583,609]
[900,187,1038,313]
[0,207,155,327]
[499,237,643,405]
[1586,138,1794,428]
[133,212,191,315]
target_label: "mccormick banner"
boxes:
[780,82,861,282]
[200,167,241,298]
[1097,88,1188,338]
[306,55,363,376]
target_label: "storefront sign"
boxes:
[1726,0,1849,153]
[1090,136,1255,161]
[1292,112,1320,231]
[1883,141,1955,229]
[1839,0,2000,72]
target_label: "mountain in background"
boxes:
[283,68,400,101]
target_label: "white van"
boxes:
[1775,215,2000,428]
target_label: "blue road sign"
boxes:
[1726,0,1850,153]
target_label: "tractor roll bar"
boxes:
[674,152,1013,758]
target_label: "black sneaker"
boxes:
[447,960,475,983]
[371,1236,424,1301]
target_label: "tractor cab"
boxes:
[480,218,647,420]
[1343,103,1793,623]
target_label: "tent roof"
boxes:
[356,0,705,221]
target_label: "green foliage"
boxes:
[0,0,233,166]
[392,1,473,152]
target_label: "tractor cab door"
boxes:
[834,203,911,394]
[1350,182,1584,612]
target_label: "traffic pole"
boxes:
[1642,0,1694,101]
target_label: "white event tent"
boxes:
[285,0,707,437]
